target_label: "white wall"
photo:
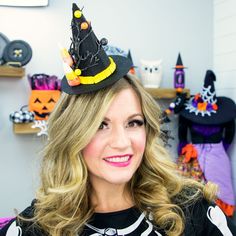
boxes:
[213,0,236,219]
[0,0,213,216]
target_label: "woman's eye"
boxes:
[98,121,108,130]
[128,119,144,128]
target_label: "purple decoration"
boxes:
[206,103,212,111]
[197,96,203,103]
[174,69,185,88]
[223,141,230,151]
[195,142,235,205]
[192,99,198,107]
[192,124,221,136]
[28,74,61,90]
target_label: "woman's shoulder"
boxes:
[0,200,45,236]
[183,197,236,235]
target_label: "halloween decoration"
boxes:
[160,130,174,148]
[163,88,188,117]
[159,89,188,148]
[140,59,163,88]
[127,50,136,75]
[0,32,10,65]
[60,3,132,95]
[3,40,32,67]
[32,120,48,136]
[103,44,127,57]
[173,53,187,89]
[9,105,34,123]
[178,70,236,217]
[103,45,136,75]
[28,74,61,120]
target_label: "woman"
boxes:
[1,3,236,236]
[1,74,236,236]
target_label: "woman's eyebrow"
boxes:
[127,113,144,119]
[103,113,144,122]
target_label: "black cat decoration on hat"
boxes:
[60,3,132,95]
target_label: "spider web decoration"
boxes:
[31,120,48,136]
[185,85,217,117]
[201,85,217,104]
[185,97,216,117]
[160,129,174,148]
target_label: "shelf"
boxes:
[13,123,40,134]
[144,88,190,99]
[0,65,25,78]
[12,88,190,134]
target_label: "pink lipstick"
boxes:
[103,154,132,167]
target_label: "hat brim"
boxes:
[180,97,236,125]
[172,66,187,69]
[61,55,132,95]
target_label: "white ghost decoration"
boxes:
[140,59,163,88]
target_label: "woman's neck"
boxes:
[90,181,134,213]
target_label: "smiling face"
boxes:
[29,90,61,120]
[82,88,146,188]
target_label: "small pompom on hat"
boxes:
[180,70,236,125]
[61,3,132,95]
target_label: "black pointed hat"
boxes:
[61,3,132,95]
[127,50,137,74]
[180,70,236,125]
[127,50,137,68]
[173,53,187,69]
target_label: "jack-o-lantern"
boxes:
[28,74,61,120]
[29,90,60,120]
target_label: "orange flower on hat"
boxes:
[197,102,207,111]
[212,103,218,111]
[194,93,201,101]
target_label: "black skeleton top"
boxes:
[1,198,236,236]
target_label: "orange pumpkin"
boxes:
[29,90,61,120]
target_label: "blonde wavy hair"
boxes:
[32,74,217,236]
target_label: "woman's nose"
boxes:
[109,126,131,149]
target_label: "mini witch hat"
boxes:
[180,70,236,125]
[61,3,132,95]
[127,50,137,74]
[103,45,136,75]
[173,53,187,69]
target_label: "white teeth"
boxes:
[104,156,130,163]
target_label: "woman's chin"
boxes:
[103,174,134,186]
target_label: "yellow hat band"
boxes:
[79,57,116,84]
